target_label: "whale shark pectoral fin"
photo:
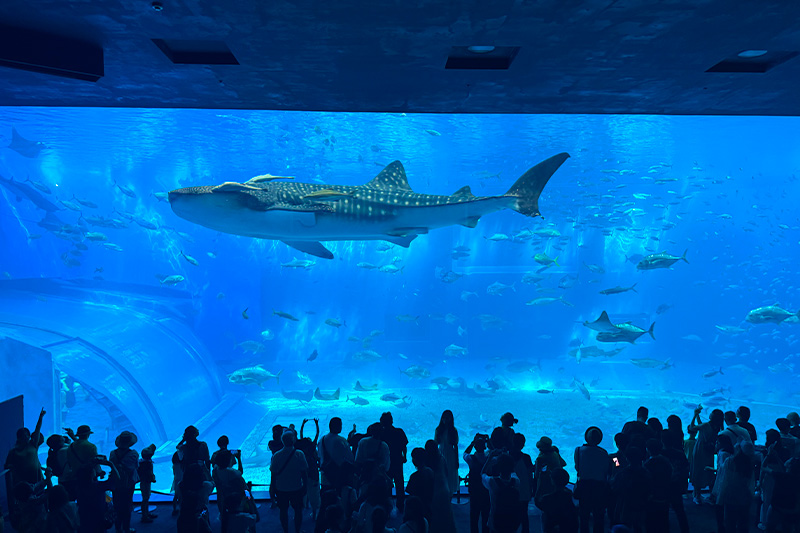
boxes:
[459,216,481,228]
[281,240,334,259]
[383,234,420,248]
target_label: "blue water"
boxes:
[1,109,799,485]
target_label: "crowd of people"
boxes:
[4,405,800,533]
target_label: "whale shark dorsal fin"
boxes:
[212,181,260,192]
[363,161,413,191]
[452,185,476,198]
[281,240,334,259]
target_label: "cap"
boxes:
[76,425,93,436]
[536,436,553,450]
[500,412,518,425]
[115,431,138,448]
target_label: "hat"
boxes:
[536,436,553,450]
[585,426,603,444]
[115,431,138,448]
[76,425,93,437]
[141,443,156,458]
[500,412,518,425]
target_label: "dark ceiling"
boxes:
[0,0,799,115]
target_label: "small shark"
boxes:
[169,153,570,259]
[8,127,47,158]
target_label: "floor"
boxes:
[129,495,725,533]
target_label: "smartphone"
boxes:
[613,457,620,467]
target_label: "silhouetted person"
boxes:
[510,433,534,533]
[178,425,210,479]
[689,407,723,504]
[717,442,756,533]
[10,471,50,533]
[766,457,800,533]
[574,427,610,533]
[109,431,139,533]
[424,440,457,533]
[176,463,214,533]
[213,449,246,533]
[45,484,79,533]
[622,407,652,441]
[405,448,433,521]
[786,412,800,439]
[318,417,355,492]
[760,429,788,530]
[75,455,119,533]
[299,418,321,519]
[661,429,690,533]
[138,444,157,523]
[5,408,46,492]
[611,447,651,533]
[45,434,71,489]
[533,436,567,503]
[736,406,757,443]
[464,434,490,533]
[398,495,428,533]
[271,431,308,533]
[643,439,672,533]
[535,467,578,533]
[646,418,663,438]
[776,418,799,457]
[495,413,518,451]
[482,452,521,533]
[380,412,408,512]
[720,411,752,447]
[666,415,684,441]
[370,506,396,533]
[711,433,735,533]
[434,410,459,496]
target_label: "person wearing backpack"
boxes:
[482,452,521,533]
[109,431,139,533]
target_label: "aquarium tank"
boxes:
[1,108,799,489]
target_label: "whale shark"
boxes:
[168,152,569,259]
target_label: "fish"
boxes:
[572,378,591,400]
[745,306,800,325]
[347,395,370,406]
[399,365,431,379]
[630,358,673,370]
[357,262,378,270]
[281,258,316,269]
[703,367,724,378]
[281,389,313,402]
[569,345,625,362]
[26,178,51,194]
[168,153,570,259]
[354,381,378,391]
[307,349,318,362]
[444,344,467,358]
[596,321,656,344]
[637,250,688,270]
[437,269,463,283]
[314,387,341,401]
[8,127,47,158]
[656,304,672,315]
[486,233,510,242]
[103,243,123,252]
[558,275,579,290]
[72,196,98,209]
[181,252,199,266]
[395,314,419,324]
[380,393,402,402]
[425,129,441,136]
[260,329,275,340]
[238,340,266,354]
[347,336,360,342]
[242,308,249,319]
[522,272,547,284]
[245,173,295,184]
[114,181,137,198]
[715,325,746,334]
[379,264,403,274]
[325,318,346,328]
[534,253,559,266]
[487,282,515,296]
[159,274,185,286]
[353,350,382,362]
[85,232,108,242]
[460,291,478,301]
[273,310,299,321]
[228,365,282,387]
[537,389,555,394]
[0,174,61,212]
[526,296,573,307]
[60,199,82,211]
[599,284,637,295]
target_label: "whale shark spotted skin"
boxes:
[169,153,570,259]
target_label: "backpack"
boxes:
[111,449,139,488]
[492,477,521,532]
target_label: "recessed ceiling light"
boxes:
[467,46,495,54]
[738,50,768,58]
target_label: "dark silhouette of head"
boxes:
[724,411,737,426]
[585,427,602,446]
[183,425,199,442]
[765,428,781,448]
[710,409,724,428]
[411,447,426,469]
[329,417,343,434]
[737,406,751,422]
[380,412,393,426]
[666,414,682,433]
[551,467,570,488]
[217,435,229,448]
[716,433,734,454]
[512,433,526,452]
[439,410,454,427]
[614,432,630,452]
[777,418,792,434]
[647,418,663,435]
[367,422,383,439]
[636,406,649,423]
[214,449,232,469]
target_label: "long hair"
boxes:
[435,410,458,444]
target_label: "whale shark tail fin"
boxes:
[506,152,570,218]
